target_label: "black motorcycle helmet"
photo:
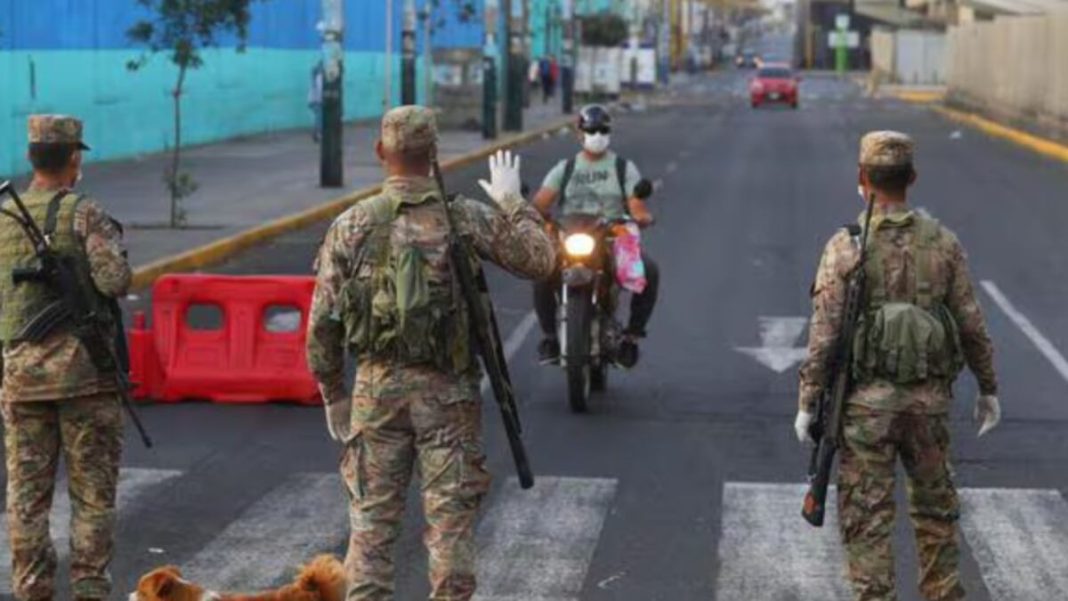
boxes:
[577,104,611,134]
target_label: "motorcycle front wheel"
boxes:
[565,286,592,413]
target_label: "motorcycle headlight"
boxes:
[564,233,596,257]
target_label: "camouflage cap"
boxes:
[380,105,437,154]
[859,130,913,167]
[28,114,90,150]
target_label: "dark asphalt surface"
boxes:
[4,34,1068,600]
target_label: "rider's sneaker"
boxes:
[617,337,640,369]
[538,337,560,365]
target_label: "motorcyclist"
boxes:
[531,104,659,366]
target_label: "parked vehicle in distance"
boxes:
[750,64,800,109]
[735,50,760,69]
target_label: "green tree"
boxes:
[580,12,628,47]
[126,0,261,228]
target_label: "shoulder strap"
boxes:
[911,216,941,308]
[558,158,577,209]
[615,155,631,215]
[362,193,401,226]
[44,190,73,237]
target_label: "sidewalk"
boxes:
[10,102,566,276]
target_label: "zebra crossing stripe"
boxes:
[716,482,851,600]
[180,472,348,590]
[0,467,182,595]
[474,476,617,601]
[959,487,1068,600]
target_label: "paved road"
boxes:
[5,35,1068,600]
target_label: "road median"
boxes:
[130,117,571,290]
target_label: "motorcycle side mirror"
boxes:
[633,179,654,200]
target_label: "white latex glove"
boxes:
[323,396,352,443]
[794,410,815,445]
[478,149,523,211]
[975,394,1001,437]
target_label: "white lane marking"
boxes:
[665,161,679,174]
[981,280,1068,383]
[960,488,1068,600]
[181,473,347,590]
[0,468,182,595]
[474,477,617,601]
[480,311,538,396]
[716,482,851,600]
[735,316,810,373]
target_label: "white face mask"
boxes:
[857,185,866,201]
[583,133,610,154]
[74,170,83,186]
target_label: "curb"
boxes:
[131,117,572,290]
[931,105,1068,166]
[886,90,945,104]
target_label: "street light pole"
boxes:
[385,0,393,109]
[401,0,417,104]
[560,0,575,114]
[320,0,344,187]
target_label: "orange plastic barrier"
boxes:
[128,274,322,405]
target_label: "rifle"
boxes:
[801,193,875,527]
[0,180,153,448]
[431,161,535,490]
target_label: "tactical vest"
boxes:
[852,215,965,385]
[339,192,475,373]
[0,189,113,344]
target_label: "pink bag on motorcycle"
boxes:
[612,223,647,294]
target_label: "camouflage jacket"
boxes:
[798,207,998,414]
[2,184,132,402]
[308,176,556,405]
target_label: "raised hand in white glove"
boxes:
[323,395,352,443]
[794,410,815,445]
[975,394,1001,437]
[478,149,523,212]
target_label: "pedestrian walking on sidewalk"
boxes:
[795,131,1001,601]
[309,61,324,143]
[307,105,555,600]
[0,115,133,601]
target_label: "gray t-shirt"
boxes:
[541,151,641,219]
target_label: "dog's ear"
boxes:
[147,570,178,598]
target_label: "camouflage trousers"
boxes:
[837,404,964,601]
[340,392,492,601]
[2,393,124,601]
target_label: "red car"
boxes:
[750,64,800,109]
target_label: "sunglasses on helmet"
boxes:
[581,126,611,135]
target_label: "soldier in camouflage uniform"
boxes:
[796,131,1001,601]
[307,105,555,601]
[1,115,132,601]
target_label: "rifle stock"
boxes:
[801,195,876,527]
[431,163,535,489]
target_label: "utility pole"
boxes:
[422,1,433,106]
[503,0,524,131]
[483,0,500,139]
[658,0,670,83]
[401,0,417,104]
[320,0,344,187]
[560,0,575,114]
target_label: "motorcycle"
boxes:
[554,180,653,413]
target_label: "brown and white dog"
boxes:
[129,554,346,601]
